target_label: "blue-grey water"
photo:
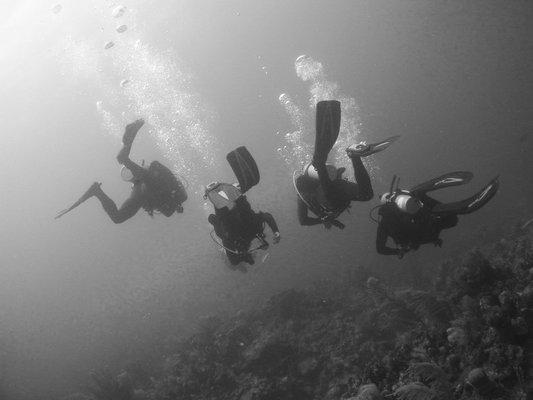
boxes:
[0,1,531,398]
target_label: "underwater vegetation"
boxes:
[67,228,533,400]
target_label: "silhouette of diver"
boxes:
[205,146,280,272]
[295,100,398,229]
[55,119,187,222]
[208,192,280,271]
[376,172,499,258]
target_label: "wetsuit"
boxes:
[209,196,279,266]
[376,196,458,256]
[377,172,499,256]
[298,155,373,226]
[92,122,181,223]
[92,127,150,223]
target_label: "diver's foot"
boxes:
[78,182,102,203]
[87,182,102,196]
[346,142,372,158]
[330,219,345,230]
[122,119,145,146]
[347,135,400,158]
[54,182,102,220]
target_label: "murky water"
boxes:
[0,1,531,398]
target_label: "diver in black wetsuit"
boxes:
[208,195,280,269]
[376,172,499,258]
[296,100,398,229]
[298,149,373,229]
[206,146,280,271]
[55,119,187,222]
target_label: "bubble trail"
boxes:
[277,55,379,176]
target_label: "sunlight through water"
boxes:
[57,2,219,185]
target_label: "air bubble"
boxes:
[112,5,126,18]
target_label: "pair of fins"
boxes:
[313,100,399,163]
[315,100,499,216]
[410,171,500,215]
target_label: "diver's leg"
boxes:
[297,198,322,226]
[93,186,143,224]
[122,119,144,146]
[116,119,147,180]
[349,156,373,201]
[438,214,459,230]
[313,161,335,198]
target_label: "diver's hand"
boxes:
[330,219,345,230]
[321,215,334,229]
[273,232,281,244]
[397,247,408,259]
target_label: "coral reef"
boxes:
[75,229,533,400]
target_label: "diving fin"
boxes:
[313,100,341,165]
[346,135,400,158]
[122,119,144,146]
[432,176,499,215]
[55,182,101,219]
[226,146,260,194]
[410,171,474,196]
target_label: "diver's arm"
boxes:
[376,222,400,256]
[259,212,280,244]
[297,197,322,226]
[116,120,148,180]
[117,146,147,181]
[261,212,279,234]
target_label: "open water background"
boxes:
[0,1,531,398]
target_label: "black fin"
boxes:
[55,182,101,219]
[432,176,499,215]
[313,100,341,165]
[226,146,260,193]
[410,171,474,196]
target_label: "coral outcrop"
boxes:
[72,229,533,400]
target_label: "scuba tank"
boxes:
[121,161,188,212]
[145,161,187,204]
[380,175,422,215]
[121,166,135,182]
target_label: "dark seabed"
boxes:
[0,1,532,399]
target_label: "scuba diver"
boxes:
[205,146,281,272]
[375,172,499,258]
[294,100,399,229]
[55,119,187,222]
